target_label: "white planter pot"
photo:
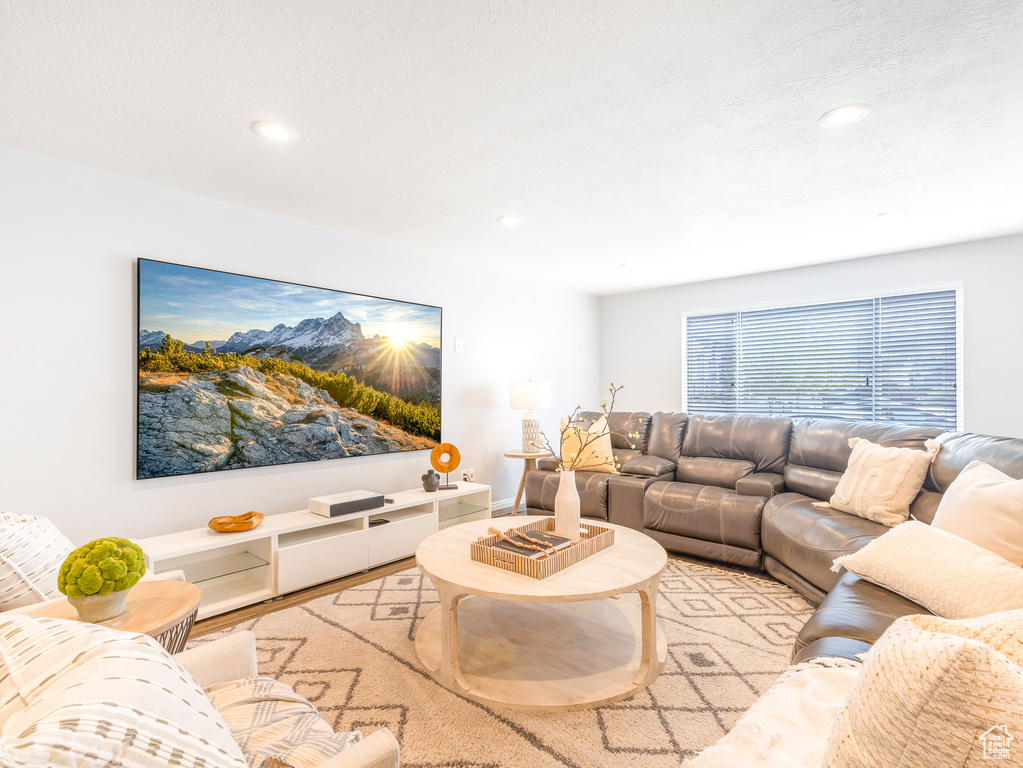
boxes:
[68,588,131,622]
[554,469,582,542]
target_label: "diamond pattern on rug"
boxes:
[191,555,812,767]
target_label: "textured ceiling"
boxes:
[2,0,1022,294]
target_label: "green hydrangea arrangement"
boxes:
[57,537,146,598]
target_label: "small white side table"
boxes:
[504,449,553,515]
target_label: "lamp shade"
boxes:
[510,381,552,411]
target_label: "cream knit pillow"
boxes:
[932,460,1023,566]
[560,415,617,474]
[824,438,940,526]
[825,611,1023,767]
[832,521,1023,619]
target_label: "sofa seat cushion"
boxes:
[524,469,610,520]
[644,481,765,551]
[206,676,361,768]
[762,493,888,594]
[0,615,246,768]
[793,571,930,659]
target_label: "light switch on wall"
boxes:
[454,337,463,352]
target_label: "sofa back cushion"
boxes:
[784,418,943,504]
[930,431,1023,491]
[646,411,688,462]
[681,414,792,473]
[607,411,652,452]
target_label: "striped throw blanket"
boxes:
[206,676,362,768]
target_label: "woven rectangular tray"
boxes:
[470,518,615,579]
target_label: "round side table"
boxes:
[18,580,203,654]
[504,449,553,515]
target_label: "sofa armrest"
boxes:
[174,631,258,688]
[619,455,675,477]
[735,472,785,499]
[315,728,400,768]
[608,472,673,530]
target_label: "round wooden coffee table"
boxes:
[414,516,667,711]
[18,580,202,653]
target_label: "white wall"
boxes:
[599,235,1023,438]
[0,147,599,544]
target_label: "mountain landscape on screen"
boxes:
[136,259,441,479]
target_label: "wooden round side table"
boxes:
[504,449,554,515]
[19,580,203,653]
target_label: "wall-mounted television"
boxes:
[137,259,441,479]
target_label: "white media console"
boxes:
[137,482,492,620]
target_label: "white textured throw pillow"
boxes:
[0,615,247,768]
[832,521,1023,619]
[932,460,1023,566]
[825,438,940,526]
[0,511,73,610]
[825,611,1023,768]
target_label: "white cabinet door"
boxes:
[277,531,370,594]
[367,512,438,567]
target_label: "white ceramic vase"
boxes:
[554,469,582,542]
[68,588,131,623]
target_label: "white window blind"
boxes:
[685,289,958,429]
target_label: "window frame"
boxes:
[681,283,965,429]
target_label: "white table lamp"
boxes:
[510,381,552,452]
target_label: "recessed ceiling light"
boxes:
[875,210,910,221]
[818,104,870,128]
[497,216,523,227]
[251,121,297,142]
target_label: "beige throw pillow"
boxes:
[832,520,1023,619]
[560,415,617,474]
[933,460,1023,566]
[825,611,1023,768]
[826,438,939,526]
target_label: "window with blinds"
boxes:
[684,289,959,429]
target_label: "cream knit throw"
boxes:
[825,610,1023,767]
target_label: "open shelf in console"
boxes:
[154,539,274,620]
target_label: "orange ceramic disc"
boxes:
[431,443,460,474]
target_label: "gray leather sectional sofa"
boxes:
[524,411,1023,661]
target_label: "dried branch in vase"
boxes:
[531,383,640,472]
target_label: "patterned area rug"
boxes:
[192,556,812,767]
